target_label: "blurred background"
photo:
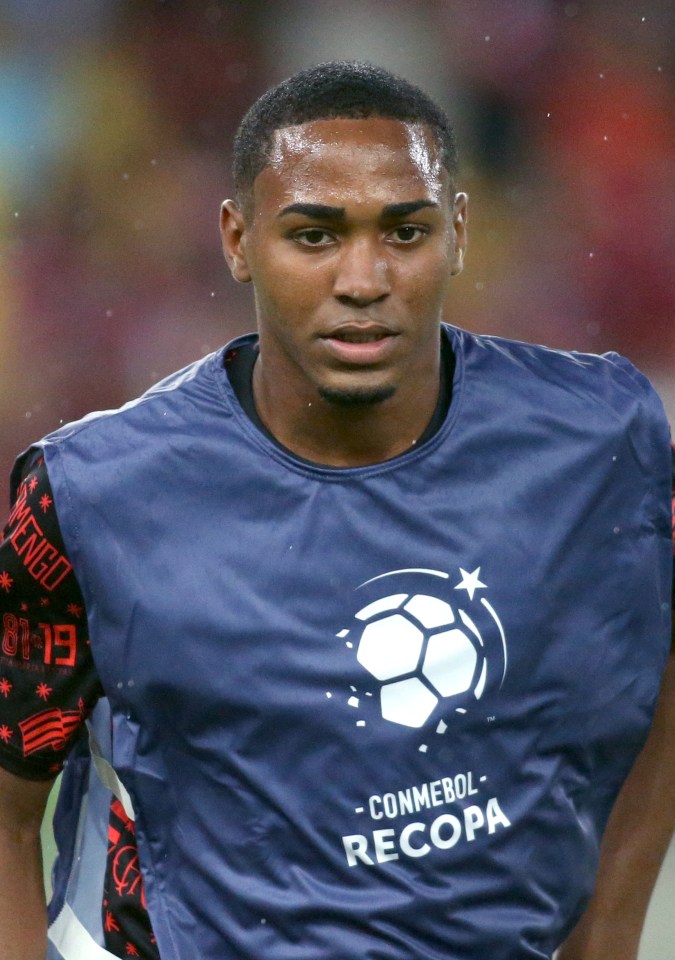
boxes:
[1,1,673,954]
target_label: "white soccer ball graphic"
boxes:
[355,593,486,728]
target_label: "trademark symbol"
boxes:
[486,716,496,722]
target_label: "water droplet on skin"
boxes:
[484,35,491,41]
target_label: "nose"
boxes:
[332,238,390,307]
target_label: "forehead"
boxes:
[251,117,449,215]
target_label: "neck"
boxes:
[252,355,441,468]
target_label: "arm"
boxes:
[0,765,55,959]
[558,645,675,960]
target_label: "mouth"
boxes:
[319,324,399,365]
[327,326,395,344]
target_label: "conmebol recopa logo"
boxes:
[337,567,507,741]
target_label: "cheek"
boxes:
[255,255,330,317]
[251,263,315,333]
[401,255,453,309]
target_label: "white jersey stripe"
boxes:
[86,721,136,822]
[48,903,118,960]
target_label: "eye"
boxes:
[293,228,335,247]
[388,225,427,244]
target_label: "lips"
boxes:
[320,324,399,364]
[329,327,392,344]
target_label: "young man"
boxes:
[0,62,672,960]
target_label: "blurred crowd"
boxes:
[1,0,673,482]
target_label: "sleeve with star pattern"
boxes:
[0,449,102,781]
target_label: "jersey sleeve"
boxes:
[0,450,102,780]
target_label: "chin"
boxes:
[317,383,396,407]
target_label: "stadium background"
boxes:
[0,1,672,955]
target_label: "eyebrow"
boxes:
[277,199,438,221]
[381,200,439,218]
[278,203,345,220]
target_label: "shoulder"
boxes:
[448,323,646,388]
[446,325,671,499]
[446,324,668,425]
[34,335,262,481]
[9,350,229,549]
[41,349,229,454]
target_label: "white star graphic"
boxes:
[454,567,487,601]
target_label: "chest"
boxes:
[84,441,645,764]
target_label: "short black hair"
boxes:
[232,61,458,207]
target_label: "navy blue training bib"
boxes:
[40,325,672,960]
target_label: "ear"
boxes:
[450,192,468,276]
[220,200,252,283]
